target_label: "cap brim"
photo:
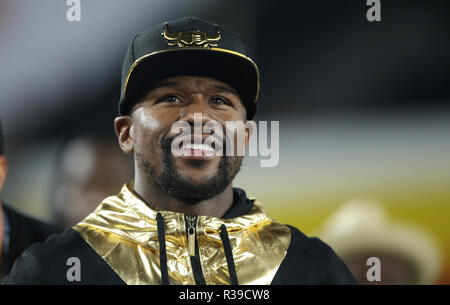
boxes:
[119,48,260,119]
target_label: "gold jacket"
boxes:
[73,183,291,285]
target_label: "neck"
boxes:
[133,171,234,218]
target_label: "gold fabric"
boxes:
[73,183,291,285]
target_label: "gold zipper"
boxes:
[186,214,197,257]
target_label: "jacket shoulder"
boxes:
[2,203,64,273]
[2,228,125,285]
[271,225,357,285]
[3,203,63,238]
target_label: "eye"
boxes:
[210,96,232,106]
[157,94,183,104]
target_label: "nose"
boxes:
[178,95,214,131]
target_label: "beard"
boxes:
[135,135,243,204]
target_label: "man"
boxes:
[3,17,356,284]
[0,118,63,279]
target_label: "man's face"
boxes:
[0,155,7,194]
[119,75,249,204]
[0,154,7,258]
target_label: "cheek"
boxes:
[133,110,167,154]
[231,155,244,171]
[223,124,248,156]
[134,109,163,132]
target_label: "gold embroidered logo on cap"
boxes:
[162,23,221,48]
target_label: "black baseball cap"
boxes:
[119,16,260,119]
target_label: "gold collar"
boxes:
[74,183,291,285]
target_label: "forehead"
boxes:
[131,75,247,115]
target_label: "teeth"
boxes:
[183,143,215,152]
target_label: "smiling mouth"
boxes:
[170,134,224,161]
[179,142,217,160]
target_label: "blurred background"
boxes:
[0,0,449,284]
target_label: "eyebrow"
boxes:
[212,85,240,98]
[149,81,240,98]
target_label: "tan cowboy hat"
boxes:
[317,198,443,284]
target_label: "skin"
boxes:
[0,155,8,268]
[114,76,251,218]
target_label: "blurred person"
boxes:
[317,198,443,285]
[52,136,133,227]
[0,117,63,279]
[3,17,356,285]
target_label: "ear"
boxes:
[114,116,134,154]
[0,155,8,193]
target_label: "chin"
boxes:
[179,170,217,185]
[174,157,220,173]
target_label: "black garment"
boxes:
[0,203,64,278]
[2,190,357,285]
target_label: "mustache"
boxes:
[161,134,177,152]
